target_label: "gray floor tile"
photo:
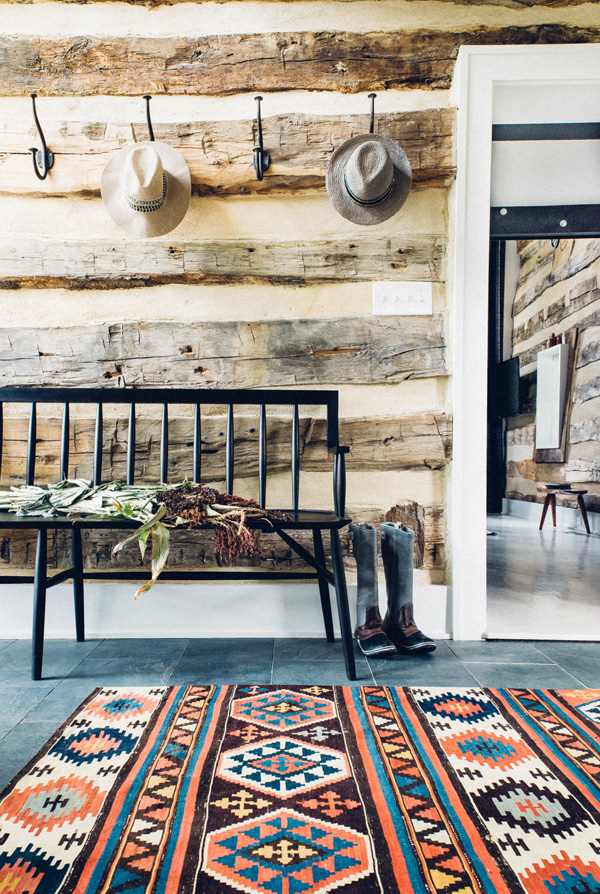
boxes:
[273,639,350,662]
[0,719,18,742]
[170,639,274,684]
[168,660,272,685]
[0,683,57,723]
[369,642,462,669]
[88,638,189,661]
[0,640,15,653]
[448,641,550,664]
[371,659,479,687]
[170,639,274,683]
[272,660,373,685]
[0,639,101,682]
[0,722,61,795]
[67,657,177,685]
[21,679,99,723]
[525,652,600,688]
[534,641,600,660]
[466,662,584,689]
[179,639,274,661]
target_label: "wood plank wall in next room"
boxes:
[506,238,600,512]
[0,0,598,582]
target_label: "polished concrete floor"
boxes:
[487,513,600,639]
[2,632,600,794]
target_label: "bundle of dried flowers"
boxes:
[0,479,293,596]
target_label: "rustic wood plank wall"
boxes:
[506,239,600,510]
[1,0,597,584]
[0,110,456,196]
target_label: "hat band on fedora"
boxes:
[125,172,168,214]
[344,172,395,207]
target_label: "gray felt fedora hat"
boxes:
[326,133,412,225]
[101,141,191,238]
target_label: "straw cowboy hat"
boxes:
[326,133,412,226]
[101,141,191,238]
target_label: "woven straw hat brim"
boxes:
[326,133,412,226]
[101,141,191,238]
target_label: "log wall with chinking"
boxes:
[506,238,600,512]
[0,0,597,585]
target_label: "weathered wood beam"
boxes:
[518,310,600,369]
[0,109,455,196]
[513,277,600,346]
[570,417,600,445]
[565,458,600,485]
[577,328,600,369]
[513,241,600,318]
[0,234,445,287]
[573,375,600,406]
[0,501,446,574]
[402,0,591,5]
[0,412,453,486]
[506,422,534,447]
[0,0,591,5]
[0,317,447,388]
[1,28,598,97]
[0,0,590,5]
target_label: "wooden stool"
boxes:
[537,486,591,534]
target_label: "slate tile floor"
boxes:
[1,635,600,793]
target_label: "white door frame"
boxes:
[451,44,600,640]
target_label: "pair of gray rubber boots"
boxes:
[350,522,436,657]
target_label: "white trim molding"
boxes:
[451,44,600,641]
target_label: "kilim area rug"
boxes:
[1,686,600,893]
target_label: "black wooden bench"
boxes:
[0,387,355,681]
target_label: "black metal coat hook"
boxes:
[253,96,270,181]
[143,95,155,142]
[29,93,54,181]
[368,93,377,134]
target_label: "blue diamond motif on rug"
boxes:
[218,736,350,798]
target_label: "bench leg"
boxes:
[32,529,47,681]
[539,494,552,530]
[313,530,334,643]
[577,494,591,534]
[330,529,356,681]
[72,526,85,641]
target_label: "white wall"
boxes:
[0,581,450,640]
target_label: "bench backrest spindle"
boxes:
[93,403,103,486]
[226,404,234,495]
[259,404,267,509]
[60,402,70,481]
[27,401,37,486]
[292,404,300,512]
[193,403,202,484]
[127,403,136,485]
[161,403,169,484]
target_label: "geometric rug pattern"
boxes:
[1,685,600,892]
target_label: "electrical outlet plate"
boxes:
[372,281,433,316]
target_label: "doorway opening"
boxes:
[485,237,600,640]
[451,45,600,641]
